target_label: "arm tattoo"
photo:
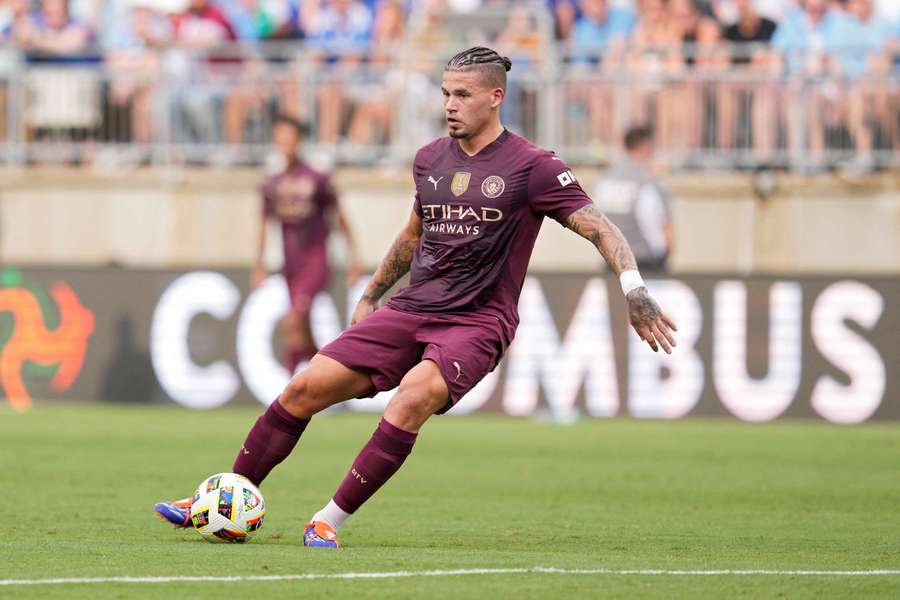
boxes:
[361,230,419,302]
[564,204,638,274]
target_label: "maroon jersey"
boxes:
[388,130,593,341]
[261,162,337,275]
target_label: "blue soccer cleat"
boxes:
[303,521,340,548]
[154,498,192,528]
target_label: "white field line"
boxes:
[2,567,900,586]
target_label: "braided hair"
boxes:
[445,47,512,91]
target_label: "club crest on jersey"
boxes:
[451,171,471,197]
[481,175,505,199]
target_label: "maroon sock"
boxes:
[232,399,309,486]
[333,418,417,514]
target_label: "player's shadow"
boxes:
[100,316,157,404]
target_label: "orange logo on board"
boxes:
[0,278,94,411]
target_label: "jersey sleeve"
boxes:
[527,152,593,224]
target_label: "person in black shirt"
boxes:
[724,0,777,65]
[717,0,777,162]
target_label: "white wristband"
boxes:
[619,270,645,296]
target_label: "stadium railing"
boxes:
[0,41,896,172]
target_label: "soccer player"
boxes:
[253,115,362,374]
[155,47,678,547]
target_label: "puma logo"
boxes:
[453,361,463,381]
[352,468,368,485]
[241,446,250,455]
[427,175,444,190]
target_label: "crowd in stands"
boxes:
[0,0,896,172]
[555,0,900,172]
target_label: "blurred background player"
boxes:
[594,125,672,272]
[253,115,362,374]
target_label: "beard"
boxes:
[448,127,470,139]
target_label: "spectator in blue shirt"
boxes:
[828,0,895,176]
[826,0,892,81]
[771,0,843,76]
[306,0,374,145]
[565,0,636,159]
[569,0,636,64]
[306,0,373,55]
[771,0,844,169]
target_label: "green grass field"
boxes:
[2,404,899,599]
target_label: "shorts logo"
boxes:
[557,170,576,187]
[453,361,463,381]
[481,175,505,199]
[451,171,471,197]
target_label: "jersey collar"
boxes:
[452,128,510,161]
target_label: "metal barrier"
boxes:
[0,42,897,172]
[557,68,900,173]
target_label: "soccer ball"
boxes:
[189,473,265,543]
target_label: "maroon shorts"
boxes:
[318,305,508,414]
[284,263,329,314]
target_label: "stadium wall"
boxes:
[1,267,896,423]
[1,168,899,273]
